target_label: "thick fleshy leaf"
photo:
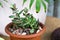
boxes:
[9,15,15,18]
[36,0,41,13]
[30,29,34,33]
[42,0,46,12]
[19,10,23,14]
[23,0,27,5]
[29,0,34,9]
[10,4,16,10]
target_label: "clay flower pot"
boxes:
[5,22,46,40]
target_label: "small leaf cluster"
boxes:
[9,4,39,34]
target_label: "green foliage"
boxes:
[0,2,2,7]
[45,0,49,3]
[30,29,34,34]
[10,4,16,11]
[0,0,48,13]
[9,15,15,18]
[10,4,39,33]
[23,0,27,5]
[23,0,48,13]
[36,0,41,13]
[29,0,34,9]
[42,0,46,12]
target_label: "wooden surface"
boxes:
[42,16,60,40]
[1,16,60,40]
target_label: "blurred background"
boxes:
[47,0,60,18]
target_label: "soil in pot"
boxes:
[9,23,43,35]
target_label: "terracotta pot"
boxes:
[5,22,46,40]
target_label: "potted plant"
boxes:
[0,0,48,40]
[5,3,46,40]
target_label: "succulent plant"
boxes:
[9,4,39,34]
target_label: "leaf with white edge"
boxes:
[19,10,23,14]
[29,0,34,9]
[23,0,27,5]
[36,0,41,13]
[30,29,34,33]
[9,15,15,18]
[42,0,46,12]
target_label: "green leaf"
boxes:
[0,2,2,7]
[23,8,28,13]
[42,0,46,12]
[29,0,34,9]
[12,20,17,23]
[10,4,16,10]
[19,10,23,14]
[36,0,41,13]
[23,0,27,5]
[30,29,34,33]
[45,0,49,3]
[9,15,15,18]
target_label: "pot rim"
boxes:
[5,22,46,38]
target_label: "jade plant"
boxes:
[9,4,42,35]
